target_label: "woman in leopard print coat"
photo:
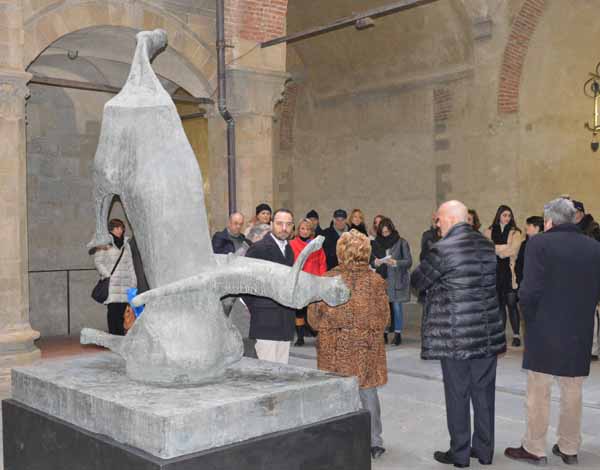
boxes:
[308,229,389,458]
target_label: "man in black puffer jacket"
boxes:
[412,200,506,468]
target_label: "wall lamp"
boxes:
[584,62,600,151]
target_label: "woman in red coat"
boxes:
[290,218,327,345]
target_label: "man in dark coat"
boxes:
[505,198,600,466]
[411,200,506,468]
[306,209,324,236]
[211,212,251,255]
[573,200,600,361]
[243,209,295,364]
[322,209,348,270]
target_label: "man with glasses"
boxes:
[244,209,296,363]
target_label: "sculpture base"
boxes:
[3,400,370,470]
[8,352,362,458]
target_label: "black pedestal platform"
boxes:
[3,400,371,470]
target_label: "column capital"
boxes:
[0,68,33,119]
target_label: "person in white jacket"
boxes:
[93,218,137,335]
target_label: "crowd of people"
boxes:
[91,197,600,464]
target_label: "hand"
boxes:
[385,258,396,267]
[374,258,383,267]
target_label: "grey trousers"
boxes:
[359,387,383,447]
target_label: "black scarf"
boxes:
[299,236,311,242]
[112,233,124,249]
[491,224,510,245]
[375,231,400,251]
[349,223,368,236]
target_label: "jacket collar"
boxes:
[443,222,472,239]
[547,223,582,234]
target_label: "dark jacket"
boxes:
[577,213,600,241]
[520,224,600,377]
[515,237,528,288]
[411,223,506,360]
[322,223,348,270]
[244,235,296,341]
[212,229,251,255]
[420,226,440,261]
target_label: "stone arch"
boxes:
[22,0,218,94]
[497,0,547,114]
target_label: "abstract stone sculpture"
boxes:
[82,29,350,385]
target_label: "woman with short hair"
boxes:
[308,229,389,460]
[93,218,137,336]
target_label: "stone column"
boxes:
[0,69,41,396]
[207,67,289,227]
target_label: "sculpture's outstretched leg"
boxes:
[88,187,115,249]
[81,328,124,353]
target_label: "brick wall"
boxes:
[225,0,288,42]
[433,87,452,125]
[497,0,547,114]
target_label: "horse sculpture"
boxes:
[81,29,350,386]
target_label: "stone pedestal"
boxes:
[4,353,370,469]
[0,69,40,398]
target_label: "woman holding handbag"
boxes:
[371,217,413,346]
[93,219,137,335]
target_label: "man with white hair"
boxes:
[412,200,506,467]
[505,198,600,465]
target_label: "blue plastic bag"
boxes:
[127,288,145,318]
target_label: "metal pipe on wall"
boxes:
[216,0,237,214]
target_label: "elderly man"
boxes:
[505,198,600,465]
[211,212,251,255]
[322,209,349,270]
[411,200,506,468]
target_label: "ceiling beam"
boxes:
[29,75,214,105]
[261,0,439,48]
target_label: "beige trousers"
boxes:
[254,339,291,364]
[522,370,585,457]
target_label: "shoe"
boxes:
[552,444,578,465]
[294,337,304,346]
[371,446,386,460]
[512,337,521,347]
[393,333,402,346]
[592,354,599,362]
[470,449,492,465]
[433,450,469,467]
[384,332,389,344]
[504,446,548,466]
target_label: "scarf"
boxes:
[111,233,124,249]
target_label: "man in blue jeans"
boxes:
[412,200,506,467]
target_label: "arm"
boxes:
[496,230,522,259]
[388,239,412,269]
[518,237,545,321]
[411,246,444,292]
[372,275,391,330]
[212,233,230,255]
[94,247,111,279]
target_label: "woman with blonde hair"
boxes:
[289,218,326,345]
[308,229,389,460]
[349,209,368,236]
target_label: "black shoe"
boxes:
[393,333,402,346]
[371,446,386,460]
[504,446,548,466]
[552,444,578,465]
[470,449,492,465]
[384,332,389,344]
[512,337,521,347]
[433,450,469,467]
[294,337,304,346]
[592,354,599,362]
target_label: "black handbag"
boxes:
[91,246,125,304]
